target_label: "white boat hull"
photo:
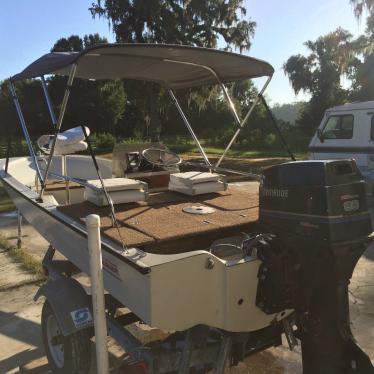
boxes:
[1,157,291,332]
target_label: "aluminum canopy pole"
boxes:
[220,84,241,126]
[259,94,296,161]
[39,64,77,199]
[168,89,212,168]
[164,58,242,127]
[215,76,272,168]
[41,75,72,203]
[163,59,272,168]
[40,76,57,127]
[9,80,44,186]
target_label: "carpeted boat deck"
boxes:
[57,188,259,253]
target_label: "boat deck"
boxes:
[57,187,259,253]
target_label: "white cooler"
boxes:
[168,172,227,195]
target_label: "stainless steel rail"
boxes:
[40,76,58,127]
[163,58,272,168]
[8,81,44,187]
[35,163,110,193]
[39,64,77,200]
[168,89,212,168]
[215,76,272,167]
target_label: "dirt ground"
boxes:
[0,181,373,373]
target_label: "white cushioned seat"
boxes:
[38,126,89,155]
[169,172,227,195]
[84,177,148,206]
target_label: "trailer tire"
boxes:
[41,300,92,374]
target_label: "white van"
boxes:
[309,101,374,195]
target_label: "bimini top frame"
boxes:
[9,43,276,179]
[11,43,274,87]
[6,43,281,250]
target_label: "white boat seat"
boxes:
[37,126,89,155]
[169,172,227,195]
[84,177,148,206]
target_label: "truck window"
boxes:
[322,115,354,139]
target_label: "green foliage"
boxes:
[283,2,374,138]
[271,102,305,125]
[0,34,126,139]
[90,132,117,150]
[0,235,45,279]
[52,33,108,51]
[90,0,256,136]
[0,182,14,213]
[345,2,374,101]
[0,3,302,156]
[50,34,126,134]
[350,0,374,19]
[284,28,354,135]
[90,0,255,50]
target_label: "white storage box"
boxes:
[84,177,148,206]
[169,172,227,195]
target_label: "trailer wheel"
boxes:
[41,300,92,374]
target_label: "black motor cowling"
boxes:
[256,159,374,374]
[259,159,372,244]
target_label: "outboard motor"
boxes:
[256,159,374,374]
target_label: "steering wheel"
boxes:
[142,147,182,167]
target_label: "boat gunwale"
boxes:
[0,169,152,274]
[0,167,229,274]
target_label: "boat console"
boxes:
[112,143,180,190]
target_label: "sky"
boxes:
[0,0,368,104]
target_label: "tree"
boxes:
[52,33,108,52]
[284,28,354,135]
[89,0,257,137]
[345,0,374,101]
[52,35,83,52]
[90,0,255,50]
[350,0,374,19]
[271,102,306,125]
[49,34,126,134]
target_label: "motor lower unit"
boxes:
[255,159,374,374]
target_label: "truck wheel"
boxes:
[41,300,92,374]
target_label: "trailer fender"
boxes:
[35,278,93,336]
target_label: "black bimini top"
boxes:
[12,43,274,89]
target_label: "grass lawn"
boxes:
[98,146,307,178]
[0,235,45,286]
[98,143,307,161]
[166,143,307,159]
[0,182,15,213]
